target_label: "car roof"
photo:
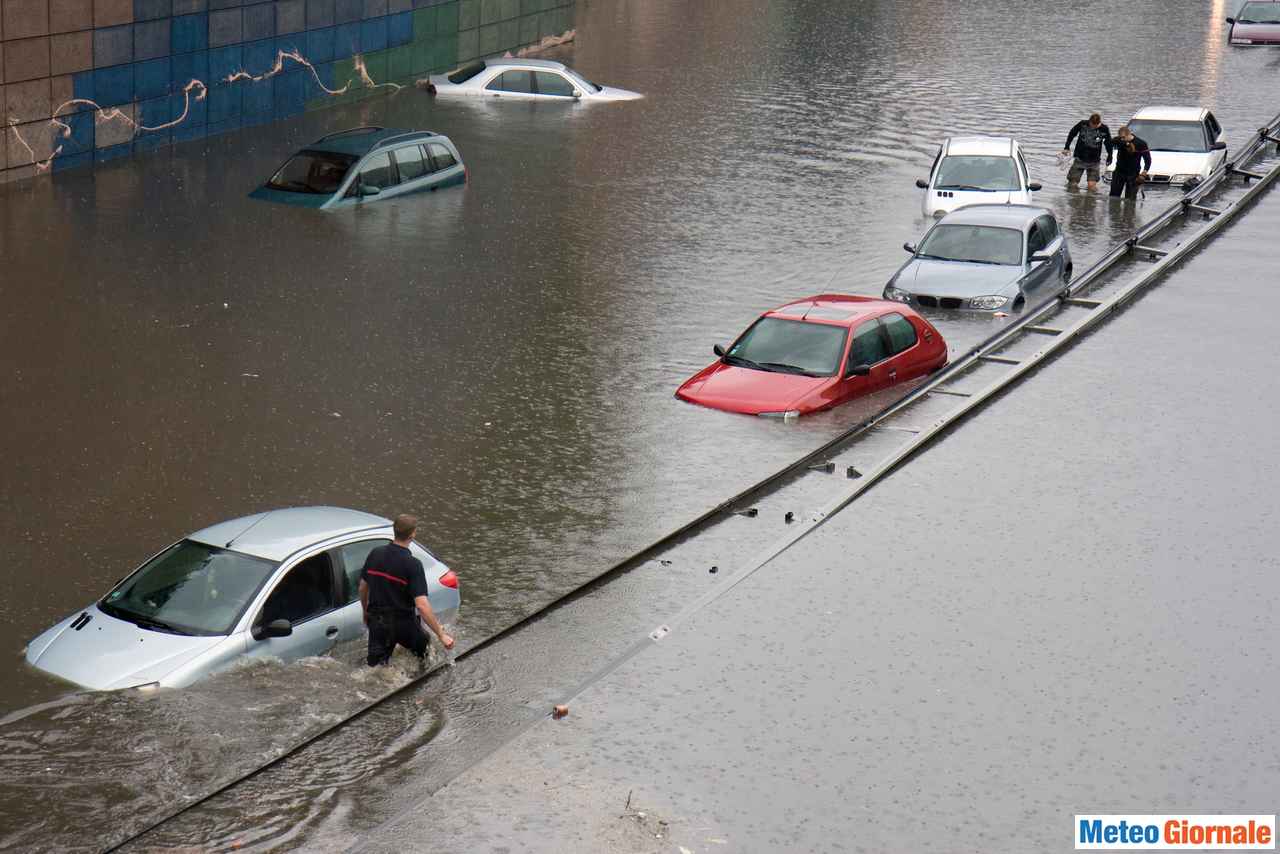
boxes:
[483,57,569,71]
[188,506,391,561]
[938,204,1049,228]
[944,136,1018,157]
[307,127,441,156]
[767,294,903,326]
[1131,106,1208,122]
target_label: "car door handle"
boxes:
[325,626,339,637]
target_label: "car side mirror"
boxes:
[252,618,293,640]
[360,184,381,197]
[903,242,916,254]
[845,364,871,378]
[713,344,726,358]
[1226,16,1235,23]
[1211,140,1227,151]
[573,90,583,99]
[1029,251,1052,263]
[915,179,929,189]
[1028,181,1042,191]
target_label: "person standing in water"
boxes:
[358,514,454,666]
[1063,113,1114,191]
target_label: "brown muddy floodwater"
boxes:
[0,0,1277,849]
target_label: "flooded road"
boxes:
[1,0,1278,848]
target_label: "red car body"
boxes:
[675,295,948,416]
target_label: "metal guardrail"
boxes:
[101,112,1280,853]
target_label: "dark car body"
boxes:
[675,295,948,417]
[250,126,466,210]
[1227,1,1280,44]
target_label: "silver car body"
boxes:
[883,204,1072,312]
[918,136,1039,218]
[24,507,461,691]
[1105,106,1227,186]
[427,58,642,102]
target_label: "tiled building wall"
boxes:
[0,0,574,182]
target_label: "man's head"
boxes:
[393,513,418,541]
[1088,113,1102,127]
[1118,125,1134,141]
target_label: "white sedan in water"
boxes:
[1105,106,1228,187]
[423,58,642,101]
[916,136,1042,218]
[24,507,461,691]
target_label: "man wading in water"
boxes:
[359,514,454,666]
[1109,125,1151,201]
[1062,112,1114,191]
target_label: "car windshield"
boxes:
[1126,120,1208,152]
[725,317,848,377]
[266,150,357,194]
[917,224,1024,265]
[99,540,278,636]
[448,60,486,84]
[1237,2,1280,23]
[934,155,1020,191]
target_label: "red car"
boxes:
[675,295,948,417]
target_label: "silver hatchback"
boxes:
[24,507,461,691]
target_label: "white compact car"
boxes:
[424,58,642,102]
[1106,106,1227,187]
[916,136,1041,218]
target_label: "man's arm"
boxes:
[358,579,369,625]
[1063,121,1082,152]
[1139,143,1152,173]
[414,595,454,649]
[1103,128,1115,163]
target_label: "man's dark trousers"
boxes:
[1110,174,1140,199]
[367,611,428,666]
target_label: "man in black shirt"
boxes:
[358,514,455,666]
[1109,125,1152,200]
[1062,113,1114,191]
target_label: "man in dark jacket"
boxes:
[1109,125,1152,200]
[358,513,454,666]
[1063,113,1114,191]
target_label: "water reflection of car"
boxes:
[24,507,461,691]
[1104,107,1227,187]
[424,58,641,101]
[249,126,467,210]
[884,205,1071,313]
[1227,1,1280,44]
[675,295,947,418]
[916,136,1041,218]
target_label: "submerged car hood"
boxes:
[248,185,333,209]
[26,605,225,690]
[1232,21,1280,42]
[677,362,830,414]
[899,258,1025,298]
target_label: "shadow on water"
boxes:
[1,0,1278,848]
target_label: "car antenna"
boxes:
[801,298,819,320]
[226,512,271,548]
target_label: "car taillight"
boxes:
[438,569,458,589]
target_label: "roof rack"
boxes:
[316,126,385,141]
[373,131,435,149]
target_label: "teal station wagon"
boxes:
[250,126,467,210]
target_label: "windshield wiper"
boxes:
[758,362,824,377]
[935,184,993,191]
[115,610,190,635]
[723,354,770,372]
[955,258,1003,265]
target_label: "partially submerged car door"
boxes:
[838,318,894,401]
[244,549,344,663]
[1023,220,1055,293]
[485,69,536,99]
[1206,112,1227,168]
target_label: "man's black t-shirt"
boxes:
[1113,135,1152,176]
[360,543,428,613]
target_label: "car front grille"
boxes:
[916,295,964,309]
[1148,174,1171,183]
[917,295,937,308]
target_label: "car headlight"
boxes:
[1168,173,1197,184]
[883,286,911,303]
[758,410,800,420]
[1232,38,1254,44]
[969,295,1009,310]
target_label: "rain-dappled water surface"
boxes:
[2,0,1279,848]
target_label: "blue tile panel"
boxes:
[1,0,576,182]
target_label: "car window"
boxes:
[357,152,396,191]
[393,144,429,182]
[260,551,336,626]
[934,155,1020,191]
[1027,224,1046,255]
[447,60,486,84]
[486,70,533,93]
[338,539,390,603]
[1036,214,1059,244]
[881,314,917,356]
[847,319,890,368]
[267,151,357,195]
[1207,112,1222,137]
[427,142,457,171]
[534,71,576,96]
[917,224,1023,265]
[99,540,277,637]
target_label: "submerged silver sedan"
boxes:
[423,58,642,101]
[24,507,461,691]
[884,204,1072,313]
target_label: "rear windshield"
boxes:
[448,60,487,84]
[1238,2,1280,23]
[267,150,357,194]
